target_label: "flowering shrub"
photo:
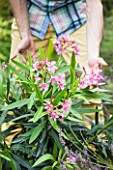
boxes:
[0,35,112,170]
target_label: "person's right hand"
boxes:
[11,34,36,60]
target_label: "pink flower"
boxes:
[79,70,103,89]
[60,112,66,120]
[44,101,53,110]
[87,73,98,86]
[39,82,49,91]
[33,62,39,71]
[64,99,71,106]
[79,79,88,89]
[53,35,70,56]
[34,74,40,84]
[62,105,70,112]
[47,61,58,74]
[58,81,66,90]
[56,45,65,56]
[53,35,80,56]
[2,62,7,70]
[62,99,71,112]
[50,76,56,86]
[55,73,65,83]
[51,112,59,120]
[76,71,80,77]
[72,43,80,56]
[43,58,48,65]
[46,110,52,115]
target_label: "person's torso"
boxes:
[27,0,86,39]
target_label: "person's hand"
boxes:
[11,34,36,60]
[86,57,108,73]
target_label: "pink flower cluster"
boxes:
[44,98,71,120]
[53,35,79,56]
[50,73,66,91]
[79,69,103,89]
[33,58,66,91]
[32,59,59,91]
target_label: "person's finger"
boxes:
[97,58,108,67]
[11,49,19,59]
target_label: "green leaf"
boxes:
[53,89,66,105]
[52,161,58,168]
[13,154,33,169]
[39,46,45,59]
[28,91,36,110]
[7,77,10,98]
[72,100,84,108]
[27,50,32,67]
[53,143,58,160]
[70,52,76,86]
[87,124,103,136]
[17,53,27,63]
[42,166,52,170]
[48,117,59,132]
[76,108,101,114]
[0,153,11,161]
[1,99,29,111]
[29,120,46,144]
[6,154,17,170]
[58,149,62,160]
[22,82,31,93]
[66,163,74,168]
[67,116,83,123]
[49,129,63,150]
[70,108,82,120]
[33,106,46,122]
[34,85,43,102]
[45,38,54,60]
[20,128,34,137]
[33,154,54,167]
[12,60,29,73]
[54,65,70,76]
[0,110,7,124]
[9,114,33,122]
[0,159,2,170]
[11,144,35,156]
[48,117,68,140]
[7,63,30,83]
[78,93,111,101]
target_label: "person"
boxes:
[2,0,106,145]
[9,0,107,72]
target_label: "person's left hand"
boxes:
[86,57,108,73]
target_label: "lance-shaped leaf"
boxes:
[53,89,66,105]
[33,154,55,167]
[7,63,30,83]
[29,120,46,144]
[12,60,29,73]
[1,99,29,111]
[70,52,76,86]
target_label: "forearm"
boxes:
[86,0,104,59]
[10,0,30,39]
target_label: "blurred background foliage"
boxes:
[0,0,12,61]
